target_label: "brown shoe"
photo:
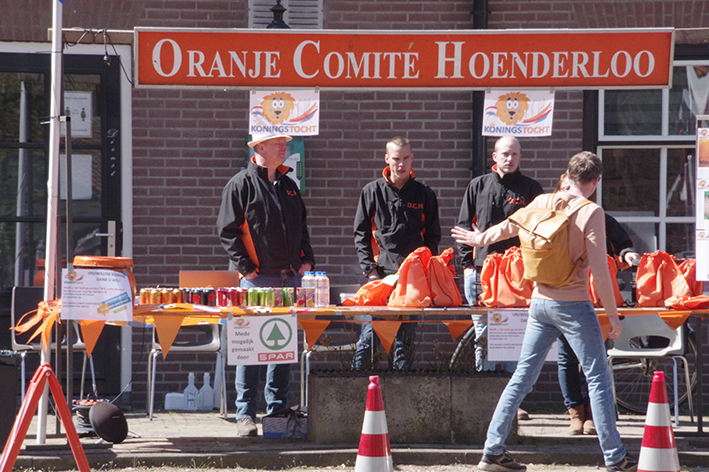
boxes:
[583,403,597,435]
[567,406,584,435]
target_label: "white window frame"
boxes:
[596,145,696,253]
[598,60,709,142]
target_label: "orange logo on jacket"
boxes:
[407,202,424,210]
[286,190,298,196]
[507,197,526,205]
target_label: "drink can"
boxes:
[235,287,247,307]
[283,287,294,306]
[296,287,315,307]
[247,288,260,306]
[262,288,275,307]
[149,288,161,305]
[173,288,184,303]
[274,287,283,307]
[161,288,174,304]
[188,288,201,304]
[203,287,216,306]
[140,288,150,305]
[216,287,227,306]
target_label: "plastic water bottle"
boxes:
[302,271,315,289]
[315,271,330,307]
[197,372,214,410]
[184,372,198,411]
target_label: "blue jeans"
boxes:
[464,270,516,372]
[558,333,588,410]
[483,299,626,466]
[353,315,418,371]
[235,271,302,420]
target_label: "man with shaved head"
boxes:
[456,136,543,386]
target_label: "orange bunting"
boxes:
[298,319,331,350]
[442,320,473,340]
[79,320,107,358]
[152,315,187,357]
[371,321,403,354]
[598,311,692,341]
[12,299,62,349]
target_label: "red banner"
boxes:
[135,28,674,90]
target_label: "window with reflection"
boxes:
[601,148,659,215]
[603,90,662,136]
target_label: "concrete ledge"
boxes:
[307,372,517,444]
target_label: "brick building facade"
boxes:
[1,0,707,414]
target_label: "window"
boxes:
[249,0,323,29]
[597,61,709,258]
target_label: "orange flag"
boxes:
[442,320,473,340]
[79,320,106,357]
[152,315,185,357]
[298,319,331,350]
[371,321,402,354]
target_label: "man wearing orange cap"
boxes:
[217,133,315,436]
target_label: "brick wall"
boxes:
[4,0,708,414]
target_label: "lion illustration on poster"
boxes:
[496,92,530,125]
[261,92,295,124]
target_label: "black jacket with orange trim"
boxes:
[457,166,543,269]
[354,168,441,278]
[217,160,315,276]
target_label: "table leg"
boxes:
[696,315,704,434]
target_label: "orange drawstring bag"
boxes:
[588,254,625,308]
[480,247,533,308]
[677,258,704,296]
[636,250,693,307]
[428,247,462,307]
[388,247,433,307]
[341,276,395,306]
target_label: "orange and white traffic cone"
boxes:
[354,375,393,472]
[638,371,680,472]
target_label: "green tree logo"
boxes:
[259,318,293,351]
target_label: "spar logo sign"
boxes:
[227,313,298,365]
[260,317,293,350]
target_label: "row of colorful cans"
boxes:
[139,288,186,305]
[225,287,297,307]
[139,286,315,308]
[139,287,218,306]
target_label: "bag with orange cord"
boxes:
[636,250,693,307]
[388,247,433,308]
[479,246,533,308]
[428,247,462,307]
[587,254,625,308]
[341,275,396,306]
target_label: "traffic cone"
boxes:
[638,371,680,472]
[354,375,393,472]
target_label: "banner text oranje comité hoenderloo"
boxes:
[134,28,674,89]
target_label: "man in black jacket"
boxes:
[217,133,315,437]
[457,136,543,373]
[353,136,441,371]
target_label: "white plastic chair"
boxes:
[146,323,227,419]
[607,313,694,425]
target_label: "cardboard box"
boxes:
[262,415,307,439]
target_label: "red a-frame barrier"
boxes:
[0,363,89,472]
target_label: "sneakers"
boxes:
[477,451,527,471]
[516,408,530,421]
[235,417,258,437]
[606,454,638,472]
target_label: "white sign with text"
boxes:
[487,309,558,362]
[227,313,299,366]
[61,268,133,321]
